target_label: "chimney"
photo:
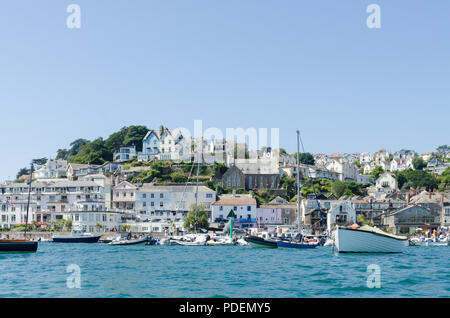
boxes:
[406,192,410,206]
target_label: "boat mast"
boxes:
[194,137,202,233]
[296,130,301,232]
[24,163,33,240]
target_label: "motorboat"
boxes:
[108,233,148,246]
[276,233,317,249]
[170,234,209,246]
[52,229,101,243]
[245,235,278,248]
[333,225,408,253]
[0,239,38,252]
[206,236,235,246]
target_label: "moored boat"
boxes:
[0,240,38,252]
[333,225,408,253]
[52,229,101,243]
[276,240,317,249]
[245,235,278,248]
[108,233,148,245]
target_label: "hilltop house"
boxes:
[113,146,137,162]
[34,159,68,179]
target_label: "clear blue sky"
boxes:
[0,0,449,181]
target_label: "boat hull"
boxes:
[0,240,38,252]
[335,227,407,253]
[245,236,278,248]
[109,238,148,245]
[277,241,317,249]
[52,235,101,243]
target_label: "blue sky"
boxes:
[0,0,449,181]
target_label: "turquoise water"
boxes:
[0,243,449,297]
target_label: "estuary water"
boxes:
[0,243,449,297]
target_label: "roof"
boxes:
[212,197,257,206]
[140,184,214,193]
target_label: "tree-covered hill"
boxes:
[56,125,149,164]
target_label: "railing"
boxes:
[235,218,257,223]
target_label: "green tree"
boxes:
[331,180,346,198]
[370,166,385,179]
[63,219,73,231]
[293,152,315,165]
[281,177,296,200]
[68,138,110,164]
[170,172,188,183]
[95,222,103,232]
[395,169,438,191]
[412,157,427,170]
[183,204,209,232]
[32,158,48,166]
[16,167,30,179]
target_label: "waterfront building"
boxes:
[0,180,106,229]
[382,204,440,235]
[211,194,257,228]
[134,184,216,220]
[112,181,138,211]
[257,197,297,227]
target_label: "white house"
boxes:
[34,159,68,179]
[326,159,359,182]
[134,184,216,220]
[113,146,137,162]
[327,201,357,232]
[211,194,257,228]
[0,179,106,229]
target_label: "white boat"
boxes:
[236,238,248,246]
[207,236,235,246]
[108,234,148,245]
[333,225,408,253]
[409,236,449,247]
[170,234,209,246]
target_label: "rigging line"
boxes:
[175,160,196,215]
[298,132,324,227]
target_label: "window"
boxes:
[151,202,154,207]
[143,193,146,199]
[233,206,237,211]
[160,193,164,198]
[219,206,223,211]
[160,202,163,207]
[247,206,251,212]
[206,193,213,199]
[151,193,154,198]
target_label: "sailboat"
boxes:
[0,164,38,252]
[276,131,317,249]
[174,137,209,246]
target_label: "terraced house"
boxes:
[0,179,123,232]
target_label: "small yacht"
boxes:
[52,228,101,243]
